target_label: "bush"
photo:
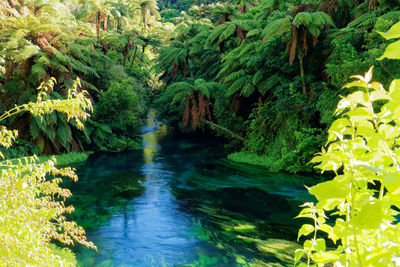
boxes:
[0,79,95,265]
[79,79,147,152]
[94,79,146,134]
[296,67,400,266]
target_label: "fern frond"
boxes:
[226,76,247,96]
[262,17,291,41]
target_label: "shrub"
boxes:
[295,67,400,266]
[0,79,96,265]
[94,79,145,134]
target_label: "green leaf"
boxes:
[315,238,326,252]
[311,251,340,264]
[353,201,382,229]
[378,40,400,60]
[346,108,372,123]
[389,79,400,94]
[328,118,350,133]
[378,21,400,40]
[303,240,313,250]
[294,249,305,263]
[298,224,314,241]
[309,179,349,202]
[344,80,367,89]
[383,174,400,195]
[370,90,390,102]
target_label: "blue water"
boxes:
[68,111,319,266]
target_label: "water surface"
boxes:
[69,111,319,266]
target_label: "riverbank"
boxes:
[228,151,316,174]
[37,151,92,167]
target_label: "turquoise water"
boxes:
[68,111,320,266]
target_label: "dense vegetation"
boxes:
[0,0,163,158]
[296,23,400,266]
[0,0,161,263]
[2,0,400,265]
[154,0,400,173]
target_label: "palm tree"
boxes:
[262,4,335,94]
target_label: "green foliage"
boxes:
[296,67,400,266]
[94,79,145,134]
[0,78,95,265]
[0,0,160,155]
[154,0,400,174]
[74,79,146,152]
[36,151,90,166]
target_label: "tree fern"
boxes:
[226,76,247,96]
[57,121,72,150]
[262,17,291,41]
[29,62,47,84]
[252,69,263,86]
[13,45,40,61]
[347,12,377,28]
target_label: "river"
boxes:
[67,111,319,266]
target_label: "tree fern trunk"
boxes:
[5,61,13,83]
[130,45,138,72]
[103,15,108,31]
[298,54,307,95]
[203,119,246,142]
[96,11,101,43]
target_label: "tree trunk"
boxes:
[298,54,307,95]
[117,17,121,33]
[130,45,138,72]
[5,60,13,83]
[237,25,245,42]
[96,11,101,43]
[202,119,246,142]
[103,15,108,31]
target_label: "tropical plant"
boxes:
[85,0,115,43]
[262,4,334,94]
[137,0,160,32]
[167,78,223,129]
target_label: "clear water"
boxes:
[68,111,320,266]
